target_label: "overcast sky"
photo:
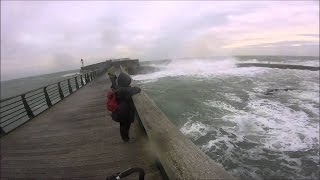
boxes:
[1,1,319,80]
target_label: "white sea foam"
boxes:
[240,59,269,64]
[287,59,320,67]
[227,98,318,152]
[200,85,319,153]
[221,92,242,103]
[136,79,159,84]
[62,72,80,77]
[203,96,317,151]
[132,57,268,82]
[289,91,319,104]
[180,121,210,141]
[199,96,319,179]
[201,132,244,164]
[298,103,320,118]
[202,135,235,153]
[204,100,239,113]
[299,81,320,92]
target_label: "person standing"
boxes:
[114,72,141,142]
[107,64,117,89]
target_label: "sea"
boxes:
[1,70,81,99]
[133,56,319,180]
[1,56,319,179]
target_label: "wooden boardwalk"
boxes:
[0,75,162,179]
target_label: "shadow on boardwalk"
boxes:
[0,75,162,179]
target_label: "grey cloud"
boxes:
[98,17,123,47]
[183,13,229,31]
[140,12,234,59]
[1,1,319,80]
[49,53,79,70]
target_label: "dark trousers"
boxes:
[110,76,117,89]
[120,121,131,142]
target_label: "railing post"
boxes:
[67,79,73,94]
[43,87,52,107]
[85,74,89,83]
[75,76,79,89]
[80,75,84,86]
[88,73,92,82]
[1,127,6,135]
[21,94,34,118]
[90,73,93,80]
[58,82,64,100]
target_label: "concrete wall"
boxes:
[81,60,112,73]
[132,92,236,180]
[111,59,140,75]
[82,58,140,75]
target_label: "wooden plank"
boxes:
[0,75,162,179]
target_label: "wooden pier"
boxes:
[0,75,162,179]
[1,60,236,180]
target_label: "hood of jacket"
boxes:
[117,72,132,87]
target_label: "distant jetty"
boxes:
[236,63,320,71]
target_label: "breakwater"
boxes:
[237,63,320,71]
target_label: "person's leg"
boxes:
[113,76,118,88]
[111,77,116,88]
[120,122,129,142]
[125,122,131,139]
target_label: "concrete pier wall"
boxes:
[81,58,140,75]
[81,60,111,72]
[111,59,140,74]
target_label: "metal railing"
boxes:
[0,70,102,135]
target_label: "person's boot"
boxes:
[126,138,135,143]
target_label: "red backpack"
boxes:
[106,90,118,112]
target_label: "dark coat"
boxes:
[114,72,141,122]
